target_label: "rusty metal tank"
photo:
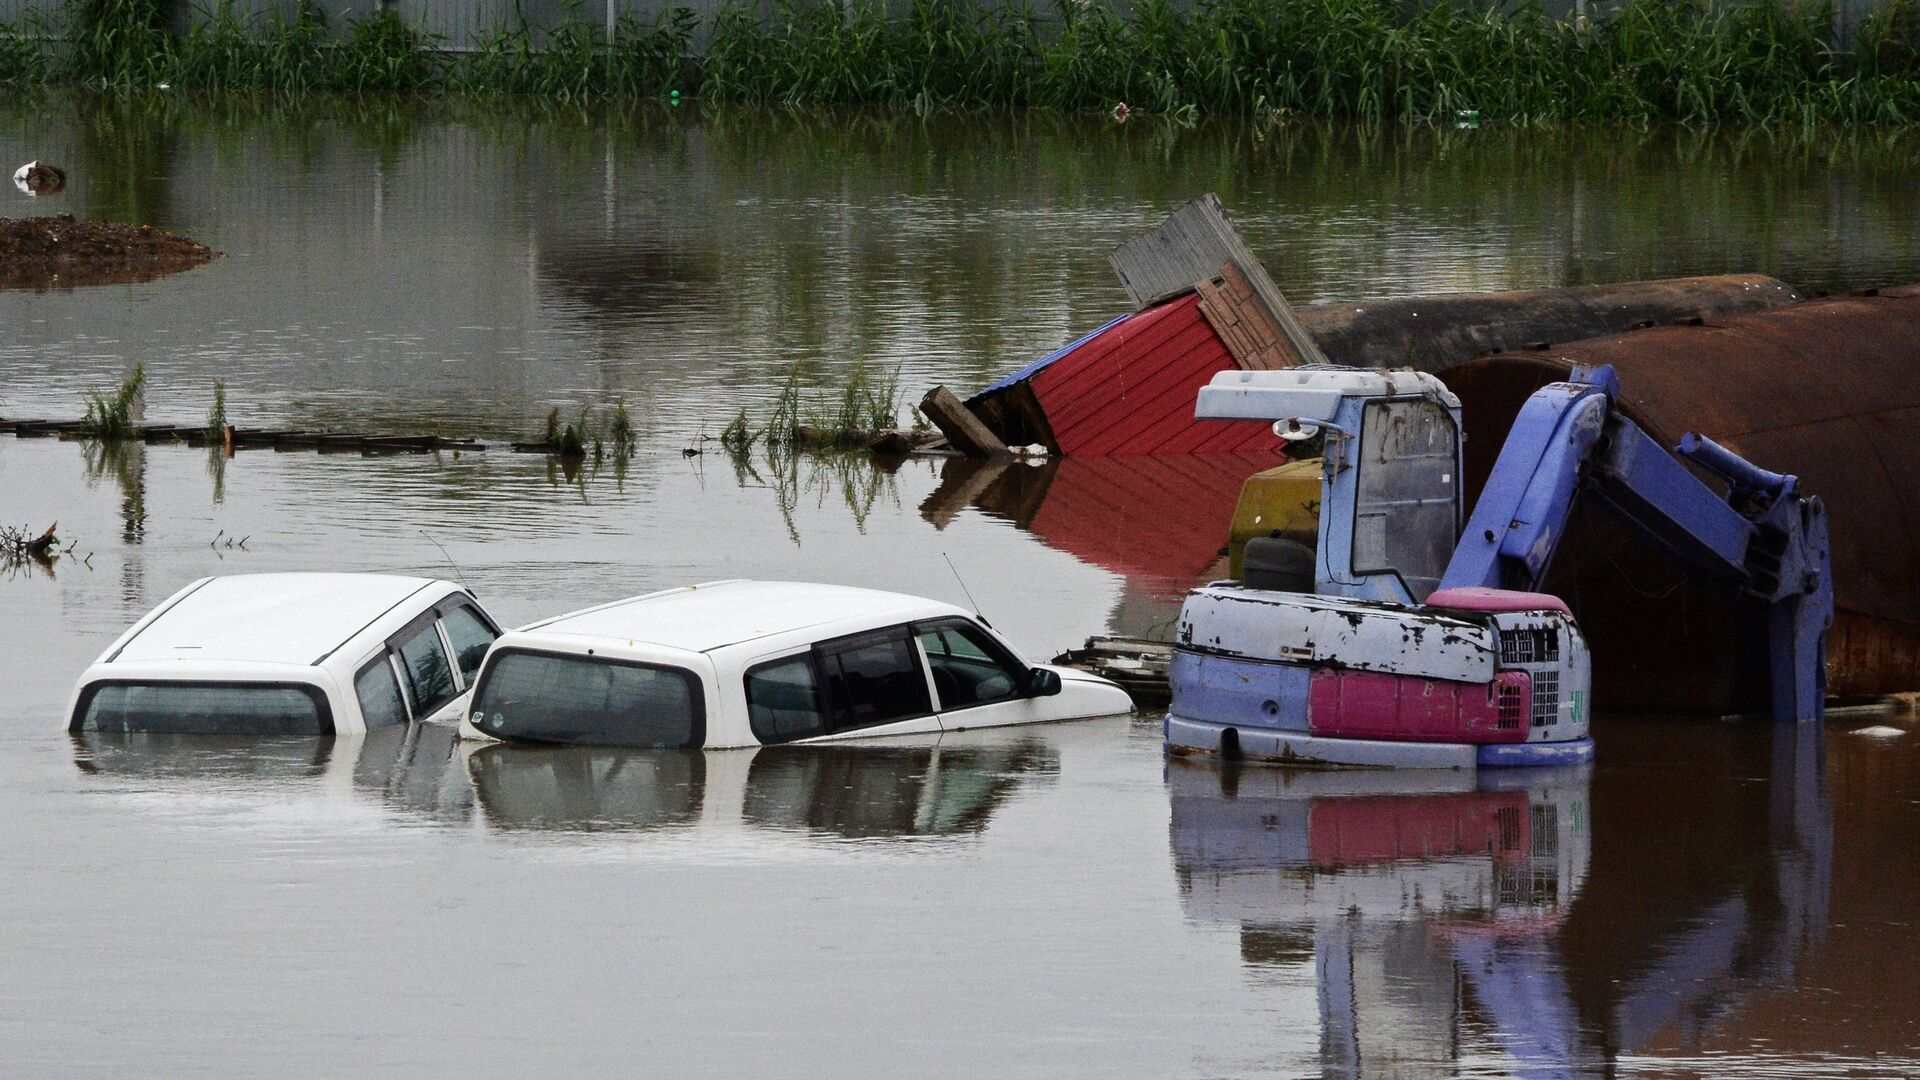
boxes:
[1444,286,1920,713]
[1299,274,1800,372]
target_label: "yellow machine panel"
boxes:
[1228,459,1322,579]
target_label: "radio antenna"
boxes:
[420,530,467,587]
[943,552,990,626]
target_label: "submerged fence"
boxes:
[2,0,1919,122]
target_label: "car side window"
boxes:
[395,622,458,717]
[354,657,408,729]
[745,655,828,745]
[440,604,497,686]
[817,628,931,732]
[916,621,1023,710]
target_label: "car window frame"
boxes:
[434,598,499,688]
[743,624,942,746]
[743,648,832,746]
[388,608,463,718]
[911,617,1030,712]
[352,652,411,730]
[811,625,938,735]
[467,646,708,749]
[69,679,335,736]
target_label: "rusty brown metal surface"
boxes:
[1298,274,1799,372]
[1445,290,1920,710]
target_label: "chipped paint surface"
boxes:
[1176,585,1496,684]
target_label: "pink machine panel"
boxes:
[1307,669,1533,744]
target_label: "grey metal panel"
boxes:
[1108,192,1329,365]
[0,0,61,25]
[1109,192,1259,306]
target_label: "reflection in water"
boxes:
[1168,720,1838,1075]
[12,98,1920,437]
[71,727,1057,843]
[72,723,475,823]
[468,745,705,832]
[469,738,1057,839]
[741,741,1056,838]
[205,446,226,505]
[925,454,1273,636]
[80,438,146,545]
[73,730,336,781]
[1171,761,1597,1074]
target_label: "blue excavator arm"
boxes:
[1438,365,1833,721]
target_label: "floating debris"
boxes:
[12,160,66,196]
[0,215,219,290]
[1,415,483,456]
[1,522,58,560]
[1052,637,1171,706]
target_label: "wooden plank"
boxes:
[137,425,206,444]
[363,435,437,450]
[1197,259,1313,371]
[5,417,491,455]
[919,385,1010,459]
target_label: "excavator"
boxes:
[1166,364,1833,769]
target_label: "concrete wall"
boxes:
[0,0,1890,51]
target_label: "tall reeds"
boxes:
[79,362,145,439]
[5,0,1920,123]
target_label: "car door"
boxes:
[915,618,1048,732]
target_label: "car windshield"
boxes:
[469,650,703,748]
[75,682,331,735]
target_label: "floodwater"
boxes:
[4,93,1920,1076]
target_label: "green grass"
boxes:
[742,359,904,455]
[6,0,1920,122]
[204,377,226,442]
[535,401,634,459]
[79,362,144,439]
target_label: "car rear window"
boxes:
[468,650,704,749]
[73,682,332,736]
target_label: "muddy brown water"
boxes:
[4,95,1920,1076]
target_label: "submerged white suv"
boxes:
[68,573,502,736]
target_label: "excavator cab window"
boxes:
[1350,398,1460,602]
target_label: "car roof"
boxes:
[519,580,969,654]
[108,573,451,667]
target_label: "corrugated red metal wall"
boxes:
[1029,295,1284,456]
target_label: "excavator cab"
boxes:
[1205,367,1464,604]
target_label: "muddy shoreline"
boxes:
[0,216,218,290]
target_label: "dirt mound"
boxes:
[0,215,220,291]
